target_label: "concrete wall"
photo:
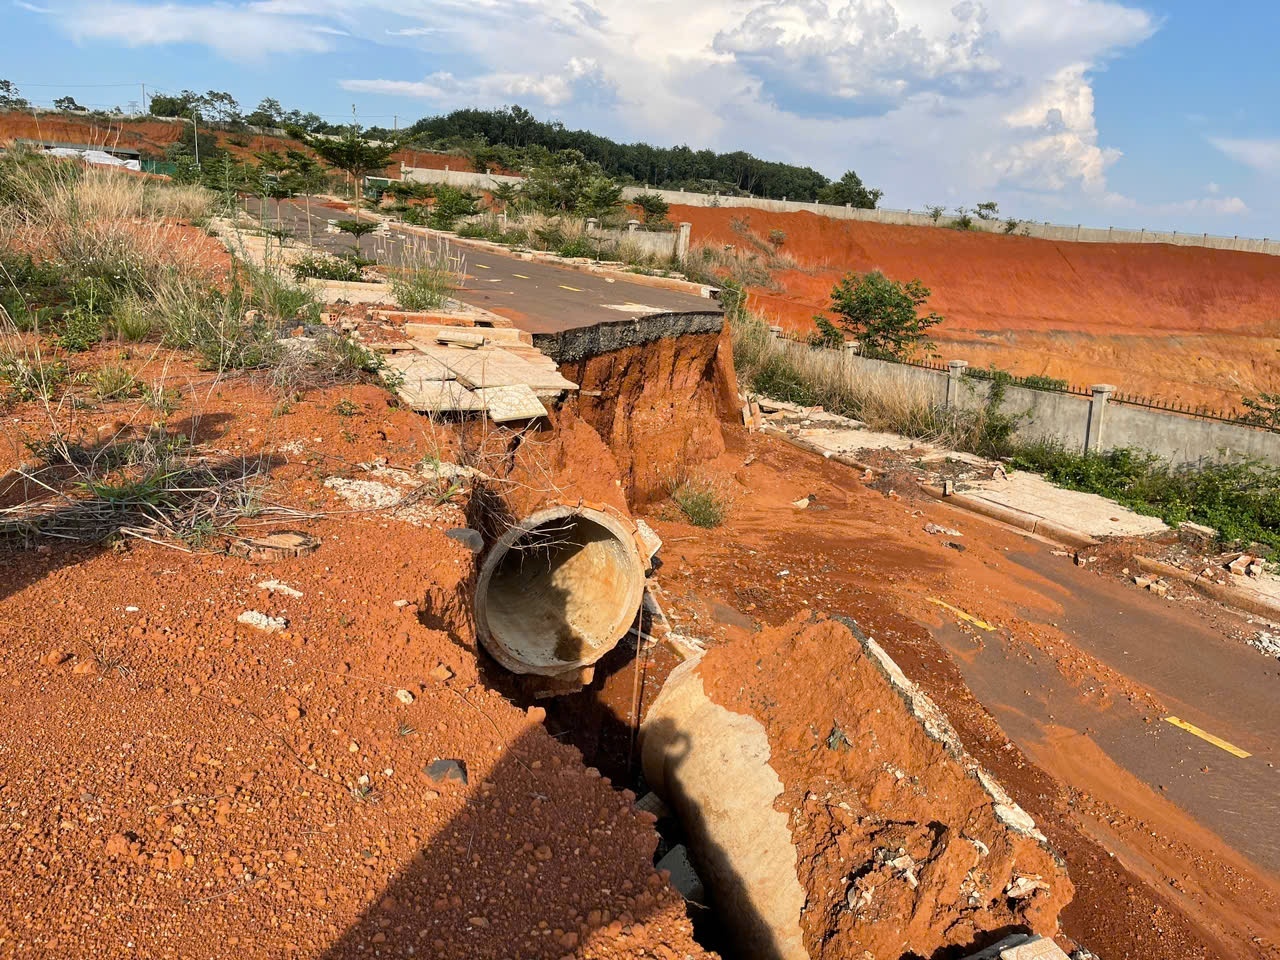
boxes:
[584,223,678,259]
[773,335,1280,467]
[401,165,522,190]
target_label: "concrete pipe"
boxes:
[474,505,646,676]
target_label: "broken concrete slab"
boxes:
[472,384,548,422]
[960,934,1071,960]
[656,844,705,903]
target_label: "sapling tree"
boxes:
[336,219,379,254]
[825,270,943,360]
[287,124,399,199]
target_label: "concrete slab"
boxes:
[396,380,484,413]
[961,472,1167,538]
[473,385,548,422]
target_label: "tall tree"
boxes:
[816,170,883,209]
[286,125,399,199]
[0,80,29,111]
[53,95,84,112]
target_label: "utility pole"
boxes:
[140,82,147,114]
[185,113,200,166]
[393,114,398,133]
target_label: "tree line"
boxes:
[380,105,880,206]
[1,80,883,208]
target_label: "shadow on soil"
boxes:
[314,725,694,960]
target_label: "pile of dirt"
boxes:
[689,614,1073,959]
[675,204,1280,406]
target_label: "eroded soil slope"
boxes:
[676,205,1280,407]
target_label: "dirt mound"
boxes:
[687,613,1073,959]
[676,205,1280,406]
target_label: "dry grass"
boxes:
[731,312,1007,451]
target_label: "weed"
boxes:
[390,243,457,311]
[142,382,180,415]
[396,721,417,737]
[349,782,378,803]
[0,352,68,402]
[334,398,360,417]
[92,363,138,401]
[669,476,729,528]
[106,296,156,342]
[291,253,364,283]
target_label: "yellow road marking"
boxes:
[927,597,996,632]
[559,284,582,292]
[1163,717,1251,758]
[513,273,530,279]
[474,263,490,269]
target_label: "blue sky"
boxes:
[4,0,1278,236]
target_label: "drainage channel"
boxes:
[465,500,740,956]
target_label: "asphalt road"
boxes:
[248,197,720,335]
[936,549,1280,873]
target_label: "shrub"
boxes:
[768,229,786,248]
[429,186,479,230]
[826,270,943,360]
[56,291,106,353]
[669,477,728,528]
[291,253,364,283]
[557,236,596,259]
[390,244,456,310]
[632,192,669,225]
[1011,443,1280,554]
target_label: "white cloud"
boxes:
[1210,137,1280,175]
[41,0,1178,211]
[59,1,343,57]
[343,70,577,107]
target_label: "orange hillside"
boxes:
[675,205,1280,408]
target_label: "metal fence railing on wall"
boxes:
[769,326,1276,434]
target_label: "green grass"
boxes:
[670,478,728,528]
[91,363,138,401]
[1011,442,1280,555]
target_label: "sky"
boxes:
[4,0,1279,235]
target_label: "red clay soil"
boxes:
[698,613,1073,959]
[643,428,1280,960]
[561,325,740,505]
[674,205,1280,407]
[0,347,708,960]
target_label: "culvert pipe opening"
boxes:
[475,506,645,676]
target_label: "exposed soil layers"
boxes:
[675,205,1280,406]
[557,322,739,504]
[657,615,1072,960]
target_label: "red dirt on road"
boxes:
[674,205,1280,407]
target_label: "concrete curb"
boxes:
[1135,555,1280,624]
[916,485,1101,549]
